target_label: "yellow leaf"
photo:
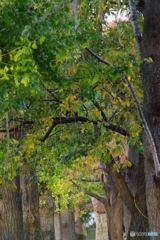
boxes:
[128,75,131,81]
[22,144,27,151]
[29,142,34,149]
[127,160,132,167]
[126,101,130,107]
[81,128,85,134]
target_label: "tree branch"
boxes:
[52,116,129,137]
[86,47,113,66]
[129,0,142,59]
[72,0,78,31]
[125,76,160,177]
[0,120,34,133]
[93,102,129,136]
[10,119,35,124]
[42,83,62,103]
[71,180,106,205]
[81,178,102,182]
[0,126,21,133]
[94,101,107,121]
[0,115,129,140]
[41,123,57,142]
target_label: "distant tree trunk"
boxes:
[55,204,85,240]
[39,190,56,240]
[0,176,25,240]
[21,166,43,240]
[74,203,84,240]
[68,207,76,240]
[101,171,123,240]
[92,197,108,240]
[58,200,63,240]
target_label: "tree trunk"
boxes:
[139,1,160,236]
[54,209,64,240]
[21,167,43,240]
[102,170,123,240]
[68,207,76,240]
[123,203,131,238]
[58,201,63,240]
[92,197,109,240]
[74,203,85,240]
[55,205,84,240]
[125,147,149,239]
[143,135,160,237]
[39,190,56,240]
[106,146,149,239]
[0,176,25,240]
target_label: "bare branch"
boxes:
[86,47,113,66]
[129,0,142,59]
[125,76,160,177]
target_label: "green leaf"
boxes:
[4,66,9,73]
[39,36,45,45]
[15,77,20,87]
[21,76,29,86]
[32,41,37,49]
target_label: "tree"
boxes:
[129,0,160,236]
[0,0,160,239]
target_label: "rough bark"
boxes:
[106,145,149,239]
[143,136,160,238]
[74,203,83,239]
[39,191,56,240]
[54,210,63,240]
[138,0,160,236]
[68,207,76,240]
[102,171,123,240]
[94,211,108,240]
[58,200,63,240]
[106,161,134,213]
[124,146,149,239]
[54,204,85,240]
[0,176,25,240]
[21,167,43,240]
[92,198,108,240]
[123,203,131,238]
